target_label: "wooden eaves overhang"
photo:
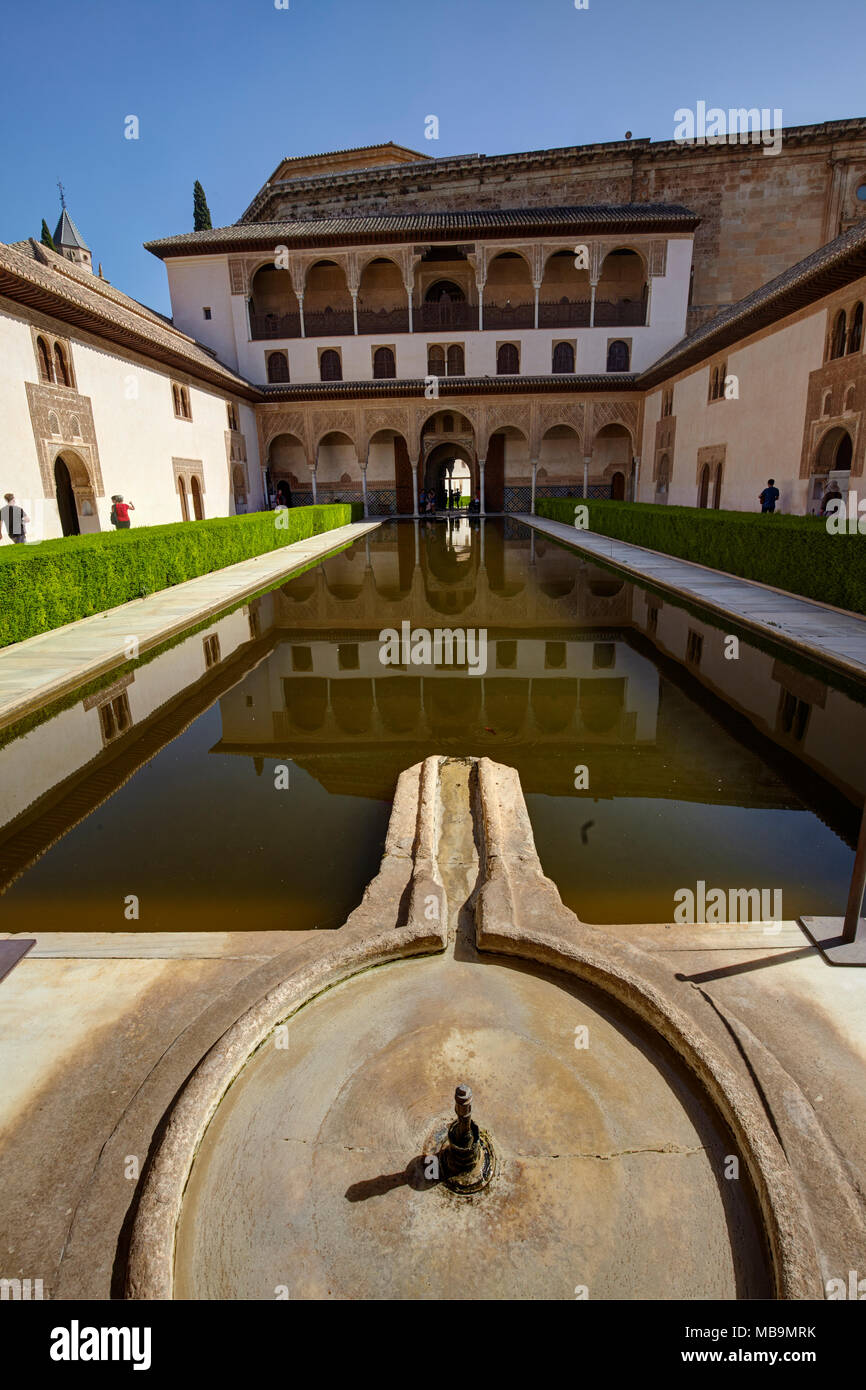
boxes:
[0,244,260,402]
[638,216,866,388]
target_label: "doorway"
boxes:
[54,455,80,536]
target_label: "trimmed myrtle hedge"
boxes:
[535,498,866,616]
[0,504,363,647]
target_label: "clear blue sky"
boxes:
[1,0,864,316]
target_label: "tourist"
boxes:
[1,493,29,543]
[276,479,292,508]
[419,488,427,512]
[468,493,481,515]
[111,494,135,528]
[758,478,780,513]
[820,481,843,517]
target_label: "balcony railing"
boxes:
[538,299,592,328]
[250,310,301,340]
[415,300,476,331]
[482,301,535,330]
[302,307,355,337]
[250,295,646,341]
[593,299,646,327]
[357,306,410,334]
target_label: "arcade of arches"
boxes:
[261,399,639,515]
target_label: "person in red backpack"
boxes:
[110,495,135,529]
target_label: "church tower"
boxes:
[53,207,92,272]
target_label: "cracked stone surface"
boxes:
[172,945,772,1300]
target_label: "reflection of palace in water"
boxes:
[212,522,866,817]
[1,521,865,895]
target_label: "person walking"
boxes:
[820,480,843,518]
[758,478,780,513]
[1,493,29,543]
[110,495,135,529]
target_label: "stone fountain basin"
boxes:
[172,949,771,1301]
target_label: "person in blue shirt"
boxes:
[759,478,780,513]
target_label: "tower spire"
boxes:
[57,179,67,211]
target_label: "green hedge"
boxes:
[0,504,363,647]
[536,498,866,616]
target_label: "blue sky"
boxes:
[1,0,864,315]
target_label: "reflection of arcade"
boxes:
[212,522,848,815]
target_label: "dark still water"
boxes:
[1,518,864,931]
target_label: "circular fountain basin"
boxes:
[172,950,772,1300]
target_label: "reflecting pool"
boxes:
[1,518,864,930]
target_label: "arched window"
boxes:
[823,391,833,416]
[446,344,465,376]
[373,346,396,379]
[177,475,189,521]
[496,342,519,375]
[172,384,181,415]
[53,342,71,387]
[655,454,670,500]
[845,386,856,412]
[320,349,342,382]
[427,344,446,376]
[267,351,290,383]
[36,336,54,384]
[831,310,847,359]
[850,302,863,354]
[425,280,465,303]
[190,475,204,520]
[181,388,191,419]
[552,341,575,374]
[698,463,711,508]
[606,340,630,373]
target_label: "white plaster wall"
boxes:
[0,308,45,530]
[0,302,263,542]
[639,307,828,514]
[162,257,239,371]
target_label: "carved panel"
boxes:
[229,259,247,295]
[25,380,105,498]
[653,415,676,480]
[696,443,726,483]
[649,240,668,277]
[172,457,205,491]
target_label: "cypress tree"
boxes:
[40,218,57,250]
[193,181,213,231]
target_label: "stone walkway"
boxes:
[521,515,866,678]
[0,520,381,729]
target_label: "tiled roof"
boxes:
[0,238,256,398]
[638,215,866,386]
[145,203,700,258]
[259,374,639,402]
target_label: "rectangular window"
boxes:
[496,640,517,670]
[592,642,615,670]
[203,634,221,668]
[97,692,132,745]
[778,689,811,742]
[291,645,313,672]
[545,641,567,670]
[647,604,659,635]
[203,307,212,320]
[686,630,703,666]
[338,643,360,671]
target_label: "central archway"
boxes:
[424,442,473,510]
